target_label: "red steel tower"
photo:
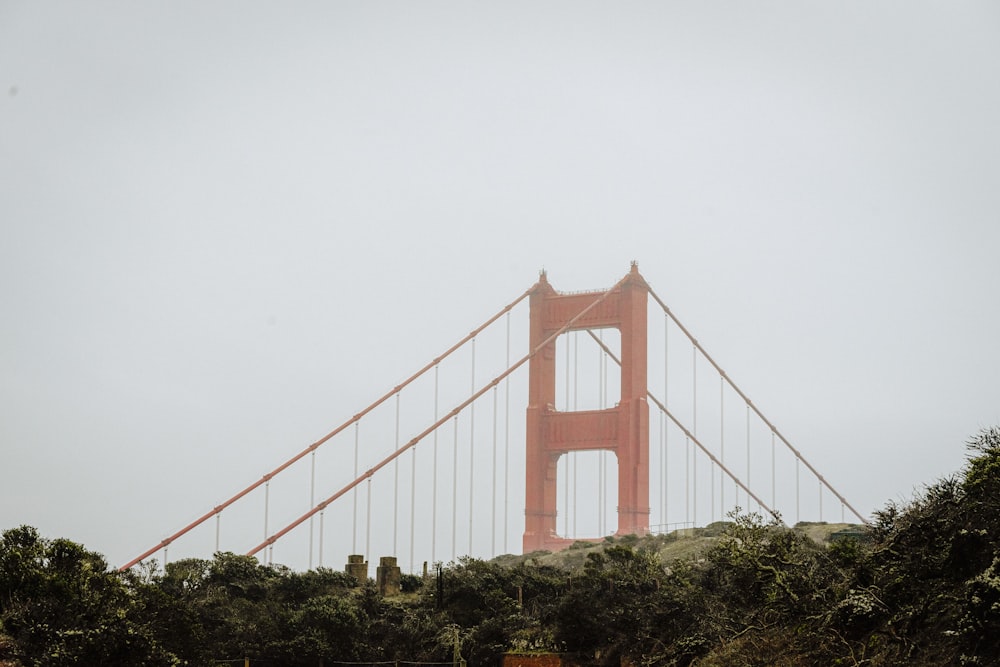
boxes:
[523,264,650,553]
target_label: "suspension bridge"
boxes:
[120,264,866,574]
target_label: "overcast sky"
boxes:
[2,2,999,572]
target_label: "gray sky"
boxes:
[2,2,999,571]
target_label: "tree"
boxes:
[553,544,698,666]
[0,526,176,665]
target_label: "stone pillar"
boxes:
[345,554,368,583]
[376,556,401,596]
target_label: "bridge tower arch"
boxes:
[524,264,650,553]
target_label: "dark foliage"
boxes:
[0,526,175,665]
[2,427,1000,666]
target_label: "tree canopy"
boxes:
[3,427,1000,666]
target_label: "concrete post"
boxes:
[376,556,401,596]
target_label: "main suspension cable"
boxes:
[646,285,868,525]
[584,329,781,523]
[120,287,533,570]
[246,275,630,558]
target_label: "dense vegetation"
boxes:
[2,427,1000,666]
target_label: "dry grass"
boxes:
[489,521,861,571]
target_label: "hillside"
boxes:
[492,520,860,572]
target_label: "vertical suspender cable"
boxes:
[692,343,697,526]
[598,455,605,535]
[573,451,578,537]
[565,333,570,409]
[588,327,782,527]
[658,405,664,528]
[663,313,668,526]
[685,436,690,527]
[469,338,476,556]
[598,330,605,535]
[720,376,725,517]
[393,393,400,557]
[309,451,316,569]
[599,328,605,403]
[564,336,570,537]
[491,386,498,555]
[819,479,823,521]
[503,313,511,554]
[194,288,529,571]
[604,334,610,534]
[795,458,800,524]
[452,415,458,560]
[352,423,359,554]
[692,344,697,434]
[594,330,601,534]
[647,285,867,525]
[432,365,439,564]
[246,274,635,561]
[318,510,324,567]
[563,454,569,537]
[711,462,715,523]
[365,478,372,562]
[745,405,751,511]
[125,289,519,572]
[692,438,697,527]
[574,329,579,410]
[771,431,776,510]
[710,463,715,523]
[410,444,416,573]
[264,480,270,554]
[573,331,579,537]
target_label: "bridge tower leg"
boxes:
[523,264,649,553]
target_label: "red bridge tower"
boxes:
[524,264,650,553]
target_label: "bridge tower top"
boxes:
[523,265,650,552]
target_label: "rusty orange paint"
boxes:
[523,264,650,553]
